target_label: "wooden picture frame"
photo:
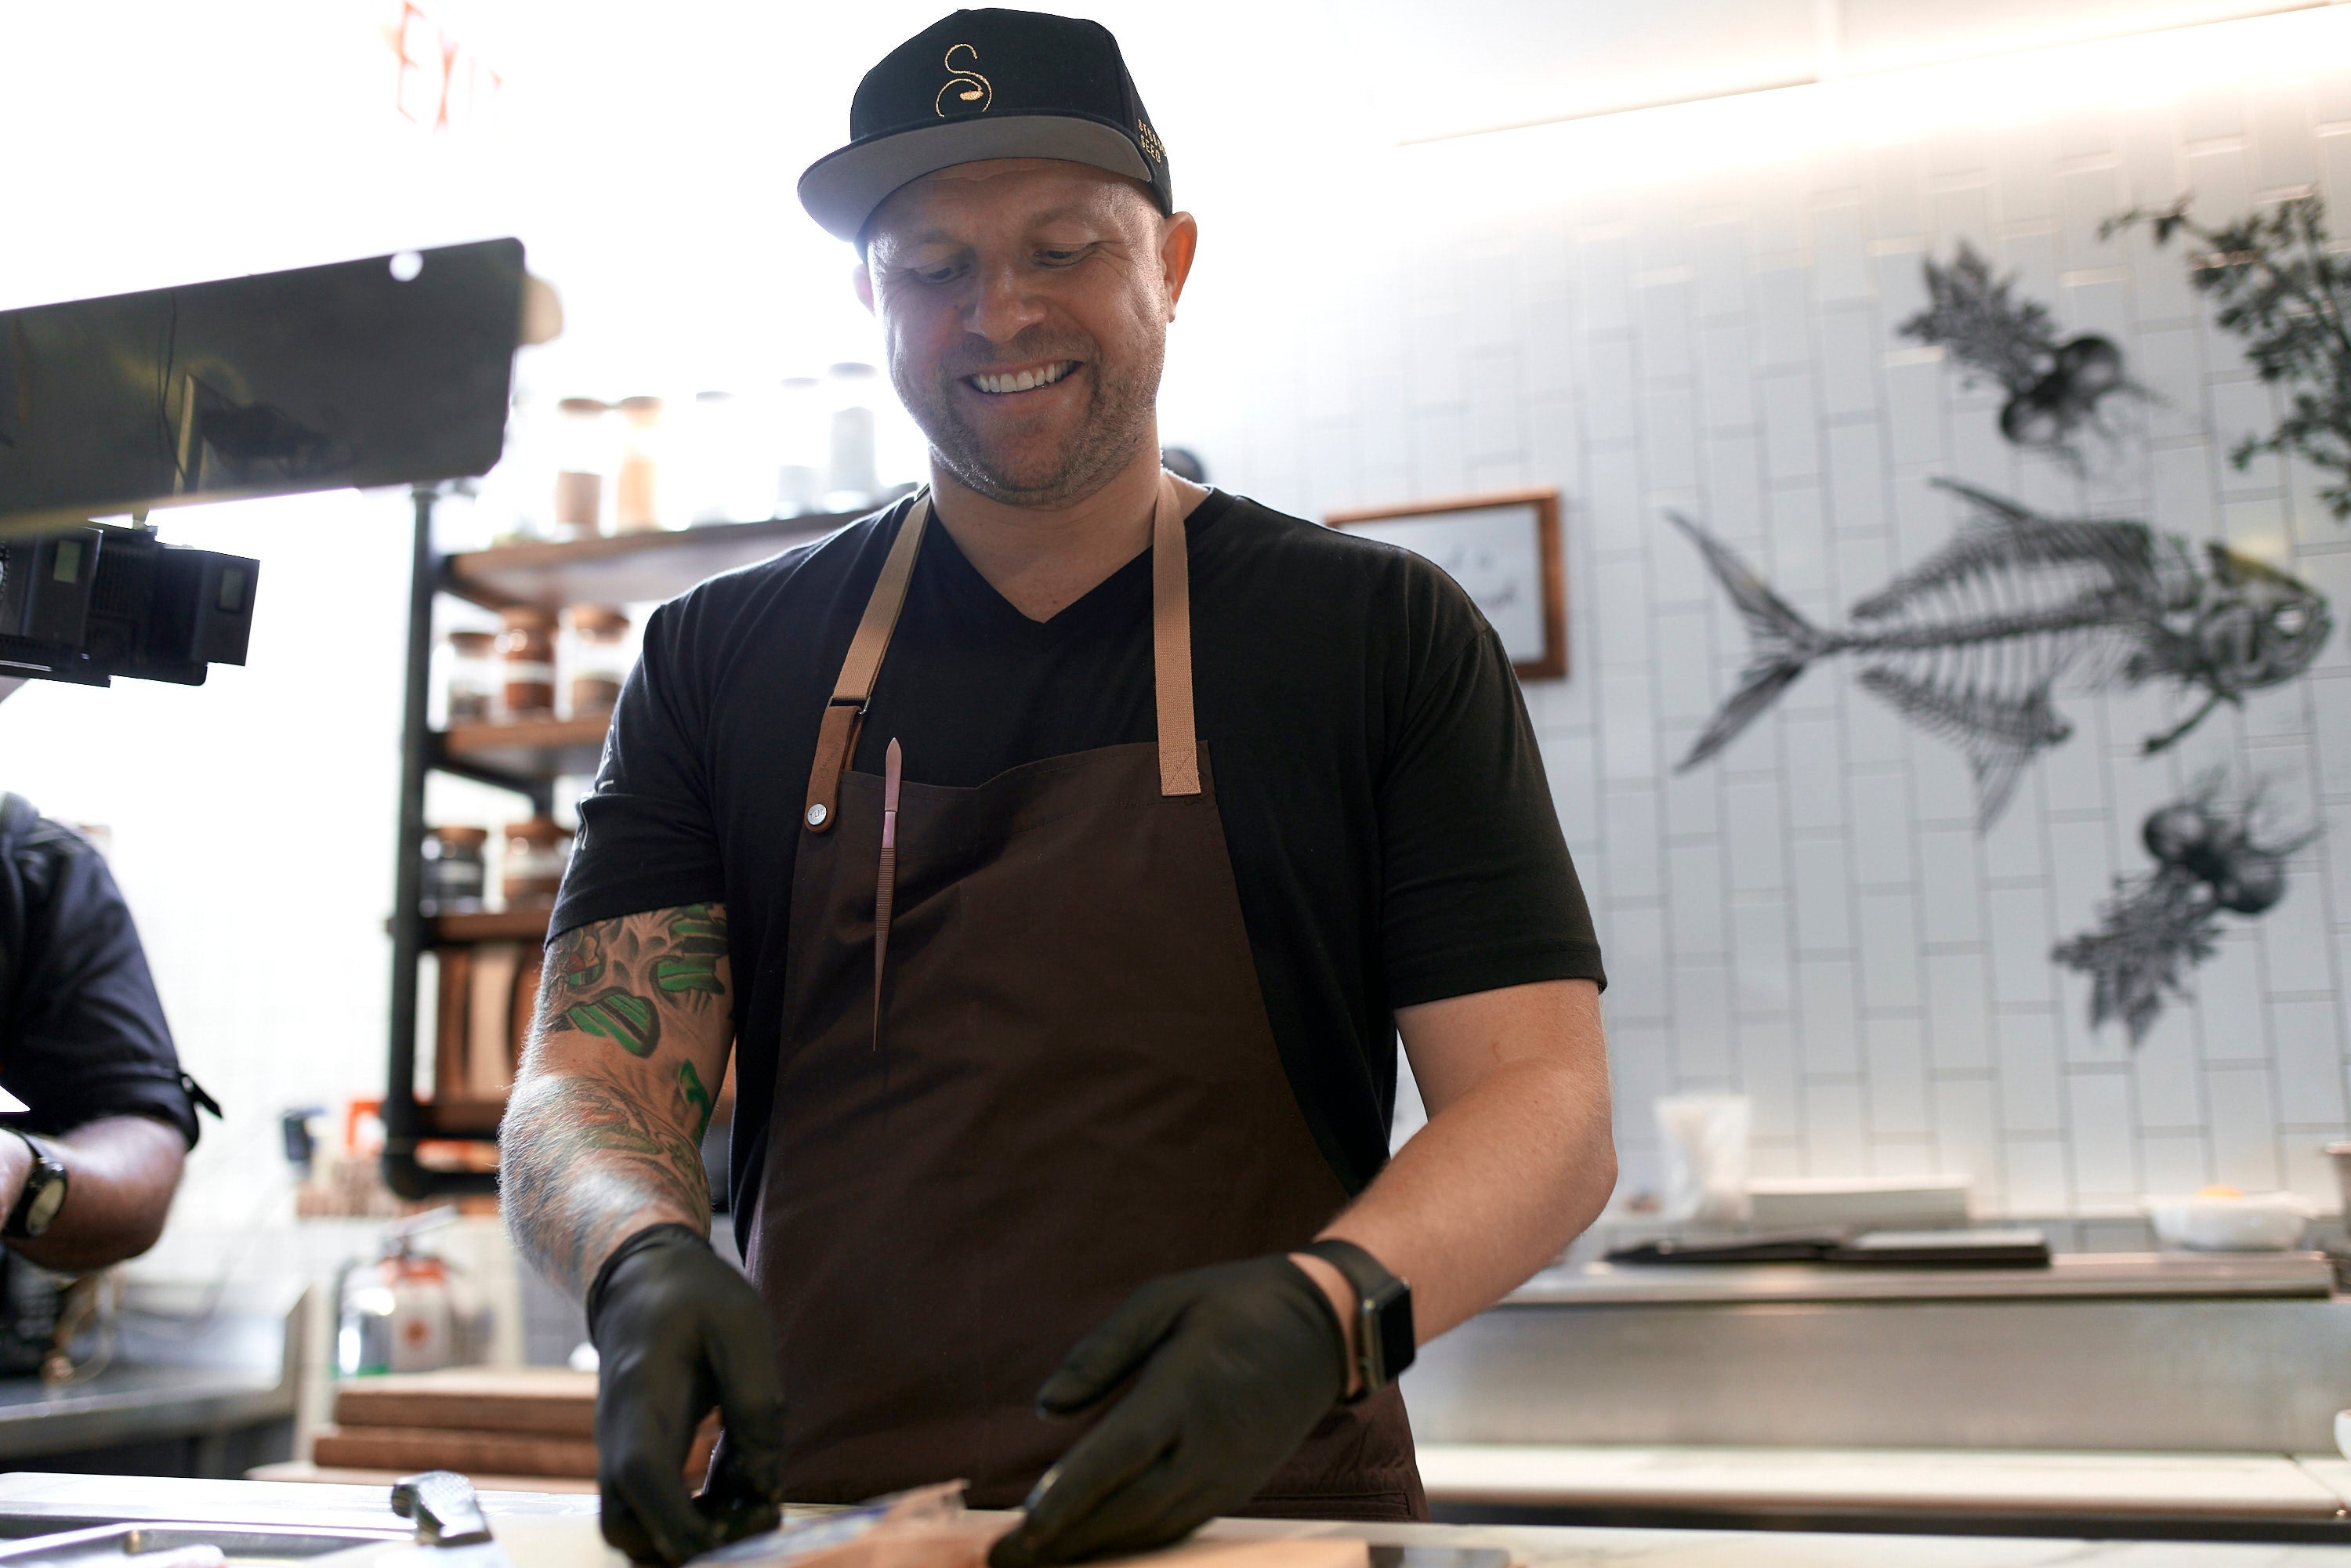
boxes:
[1326,488,1567,681]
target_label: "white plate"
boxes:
[1746,1175,1972,1230]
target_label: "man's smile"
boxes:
[964,359,1081,397]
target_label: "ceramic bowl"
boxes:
[2144,1191,2317,1251]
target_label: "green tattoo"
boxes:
[675,1061,714,1141]
[655,905,727,1001]
[539,905,730,1058]
[508,904,736,1300]
[560,989,660,1056]
[553,926,607,990]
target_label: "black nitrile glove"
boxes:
[589,1223,788,1566]
[988,1255,1348,1568]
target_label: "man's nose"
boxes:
[963,258,1048,344]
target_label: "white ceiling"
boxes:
[1322,0,2322,140]
[0,0,2327,393]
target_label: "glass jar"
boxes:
[683,391,731,526]
[502,818,574,907]
[565,605,630,717]
[497,606,557,720]
[473,386,552,545]
[421,826,488,915]
[552,397,611,538]
[776,377,824,516]
[699,387,778,525]
[444,629,497,726]
[823,362,882,511]
[613,395,665,532]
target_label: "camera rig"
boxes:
[0,238,538,687]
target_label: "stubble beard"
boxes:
[895,331,1164,509]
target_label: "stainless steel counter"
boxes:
[1407,1253,2351,1454]
[1413,1442,2351,1542]
[1506,1251,2338,1305]
[0,1282,306,1468]
[1206,1511,2351,1565]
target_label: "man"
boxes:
[0,786,205,1276]
[502,10,1614,1566]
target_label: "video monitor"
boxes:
[0,238,527,538]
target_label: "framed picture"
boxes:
[1326,488,1567,681]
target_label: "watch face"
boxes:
[24,1175,65,1236]
[1360,1278,1414,1387]
[1376,1288,1416,1382]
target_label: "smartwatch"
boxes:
[1300,1238,1415,1402]
[3,1133,68,1240]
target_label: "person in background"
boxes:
[0,784,206,1272]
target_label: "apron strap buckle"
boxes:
[804,497,932,833]
[805,697,864,832]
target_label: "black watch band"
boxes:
[3,1132,68,1241]
[1300,1238,1415,1403]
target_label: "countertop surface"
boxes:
[0,1284,304,1458]
[1205,1513,2351,1565]
[0,1362,285,1431]
[0,1473,2346,1567]
[1504,1251,2341,1306]
[1415,1441,2351,1518]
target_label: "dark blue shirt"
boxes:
[0,795,199,1146]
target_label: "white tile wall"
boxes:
[1171,42,2351,1216]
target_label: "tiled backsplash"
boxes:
[1172,34,2351,1215]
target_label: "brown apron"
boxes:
[742,475,1425,1519]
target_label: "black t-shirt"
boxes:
[0,795,201,1146]
[553,490,1604,1217]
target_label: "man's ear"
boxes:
[853,259,876,315]
[1161,212,1199,317]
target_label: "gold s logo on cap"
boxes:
[936,43,991,116]
[1136,118,1165,164]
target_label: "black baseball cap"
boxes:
[798,9,1174,243]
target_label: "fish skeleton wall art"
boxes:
[2052,777,2316,1045]
[1671,481,2335,828]
[1898,243,2143,464]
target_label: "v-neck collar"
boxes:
[916,489,1228,639]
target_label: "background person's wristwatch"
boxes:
[3,1133,67,1240]
[1299,1238,1415,1403]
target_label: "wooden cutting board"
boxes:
[310,1425,602,1480]
[310,1423,715,1483]
[322,1368,712,1481]
[334,1369,597,1439]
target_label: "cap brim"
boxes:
[799,114,1156,241]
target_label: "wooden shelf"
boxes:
[414,1099,505,1137]
[442,507,877,610]
[428,907,552,944]
[439,712,611,777]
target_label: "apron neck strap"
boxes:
[802,473,1200,833]
[1148,472,1200,797]
[803,491,929,833]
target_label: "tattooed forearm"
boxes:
[502,904,734,1299]
[501,1074,712,1296]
